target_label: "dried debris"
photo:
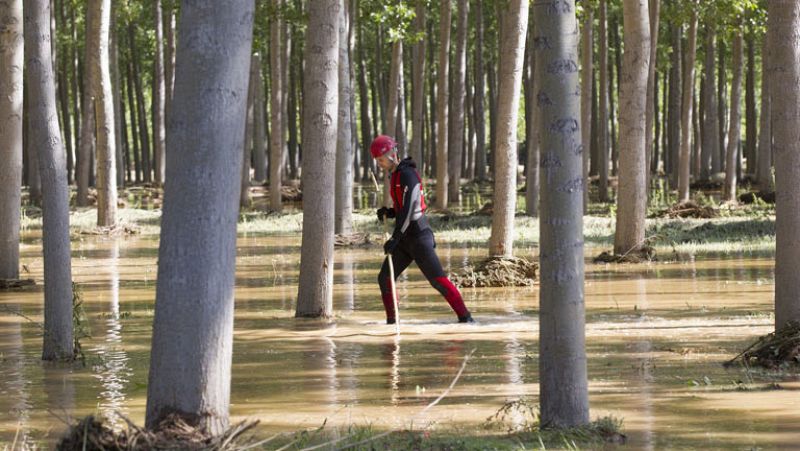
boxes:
[594,246,656,264]
[450,257,538,288]
[0,278,36,290]
[334,232,376,247]
[726,320,800,370]
[652,201,718,219]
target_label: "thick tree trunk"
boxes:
[435,0,451,209]
[535,0,590,428]
[411,2,426,171]
[581,7,593,211]
[335,0,354,235]
[24,0,75,361]
[644,0,660,190]
[756,35,772,189]
[614,0,650,256]
[724,29,743,202]
[598,0,610,202]
[296,0,339,318]
[771,0,800,329]
[0,0,23,280]
[488,0,527,258]
[448,0,468,204]
[153,0,166,185]
[90,0,117,227]
[668,24,681,188]
[270,0,283,211]
[474,0,486,181]
[745,31,757,175]
[678,10,698,202]
[700,25,718,181]
[145,0,254,434]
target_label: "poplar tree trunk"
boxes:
[701,25,718,181]
[145,0,254,434]
[448,0,468,204]
[668,24,681,188]
[644,0,660,190]
[357,22,373,181]
[57,0,74,184]
[581,7,593,211]
[153,0,166,185]
[411,2,426,171]
[253,54,266,182]
[24,0,75,361]
[384,41,403,204]
[614,0,650,256]
[771,0,800,329]
[296,0,339,318]
[335,0,354,235]
[110,18,124,188]
[488,0,527,258]
[474,0,486,181]
[598,0,610,202]
[131,25,151,184]
[756,35,772,189]
[90,0,117,227]
[270,0,283,211]
[717,37,726,173]
[535,0,590,428]
[525,11,540,217]
[126,55,142,183]
[435,0,451,209]
[240,53,255,209]
[745,31,757,175]
[0,0,23,280]
[678,9,698,202]
[724,29,743,202]
[165,6,176,119]
[77,2,98,207]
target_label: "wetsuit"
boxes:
[378,157,471,322]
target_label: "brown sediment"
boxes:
[594,246,656,264]
[334,233,376,248]
[280,186,302,202]
[0,279,36,290]
[56,414,259,451]
[450,256,537,288]
[651,201,718,219]
[76,223,141,237]
[726,321,800,370]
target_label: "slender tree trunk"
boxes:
[535,0,590,428]
[110,16,124,187]
[700,25,718,181]
[281,15,291,178]
[771,0,800,329]
[668,24,681,188]
[756,39,772,189]
[717,37,727,173]
[525,11,540,217]
[598,0,610,202]
[614,0,650,256]
[145,1,254,434]
[252,55,267,182]
[70,4,81,181]
[384,40,403,205]
[474,0,486,181]
[165,5,176,122]
[77,2,98,207]
[90,0,117,227]
[678,9,698,202]
[448,0,468,204]
[487,63,497,178]
[296,0,339,318]
[644,0,659,190]
[745,31,757,175]
[126,56,141,184]
[335,0,354,235]
[287,25,299,180]
[724,29,743,202]
[153,0,166,185]
[0,0,23,280]
[435,0,451,209]
[270,0,283,211]
[581,7,593,211]
[357,22,373,181]
[57,1,74,185]
[240,54,255,209]
[25,0,75,361]
[131,25,151,184]
[488,0,527,257]
[411,2,426,171]
[610,17,620,177]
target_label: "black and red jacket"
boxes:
[390,157,430,239]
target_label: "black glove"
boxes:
[383,237,399,255]
[377,207,395,222]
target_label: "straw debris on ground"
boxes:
[280,185,302,202]
[652,201,718,219]
[334,232,376,247]
[56,414,260,451]
[594,246,656,264]
[77,223,141,237]
[726,320,800,370]
[450,256,537,288]
[0,278,36,290]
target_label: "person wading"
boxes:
[371,135,474,324]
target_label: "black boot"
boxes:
[386,317,396,325]
[458,313,475,323]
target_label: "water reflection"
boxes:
[0,306,32,447]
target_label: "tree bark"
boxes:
[240,54,255,209]
[153,0,166,185]
[535,0,590,428]
[270,0,283,211]
[126,55,142,183]
[253,55,267,182]
[448,0,468,204]
[474,0,486,181]
[435,0,451,209]
[745,31,757,175]
[678,9,698,202]
[717,37,726,173]
[77,1,98,207]
[335,0,354,235]
[24,0,75,361]
[668,24,681,188]
[488,0,527,258]
[296,0,339,318]
[525,10,540,217]
[756,35,772,189]
[598,0,610,202]
[110,15,124,187]
[724,29,743,202]
[771,0,800,329]
[614,0,650,256]
[131,25,151,184]
[411,2,426,172]
[581,6,593,211]
[145,0,254,434]
[644,0,659,190]
[357,20,373,181]
[165,5,176,122]
[0,0,23,280]
[700,24,718,181]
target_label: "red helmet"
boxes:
[370,135,397,158]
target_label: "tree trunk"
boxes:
[296,0,339,318]
[435,0,451,209]
[77,2,97,207]
[153,0,166,185]
[165,6,176,121]
[253,55,267,182]
[240,54,255,209]
[473,0,486,181]
[525,11,540,217]
[535,0,590,428]
[771,0,800,329]
[598,0,610,202]
[448,0,467,204]
[700,25,718,181]
[581,6,593,211]
[745,31,757,175]
[724,29,743,202]
[756,35,772,189]
[610,16,620,177]
[57,1,74,184]
[110,15,124,187]
[70,3,81,182]
[270,0,283,211]
[145,1,254,434]
[488,0,527,258]
[0,0,23,280]
[126,55,142,184]
[335,0,354,235]
[24,0,75,361]
[287,25,299,180]
[614,0,650,256]
[90,0,117,227]
[357,21,373,181]
[668,24,681,188]
[678,9,698,202]
[383,40,403,205]
[644,0,660,190]
[411,2,426,171]
[716,37,726,173]
[131,25,151,184]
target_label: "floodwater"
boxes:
[1,229,798,449]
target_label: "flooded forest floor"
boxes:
[1,185,798,449]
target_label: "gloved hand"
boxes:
[383,237,399,255]
[376,207,395,222]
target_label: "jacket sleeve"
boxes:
[392,169,421,239]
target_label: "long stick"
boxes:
[370,170,400,334]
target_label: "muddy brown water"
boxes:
[1,232,798,449]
